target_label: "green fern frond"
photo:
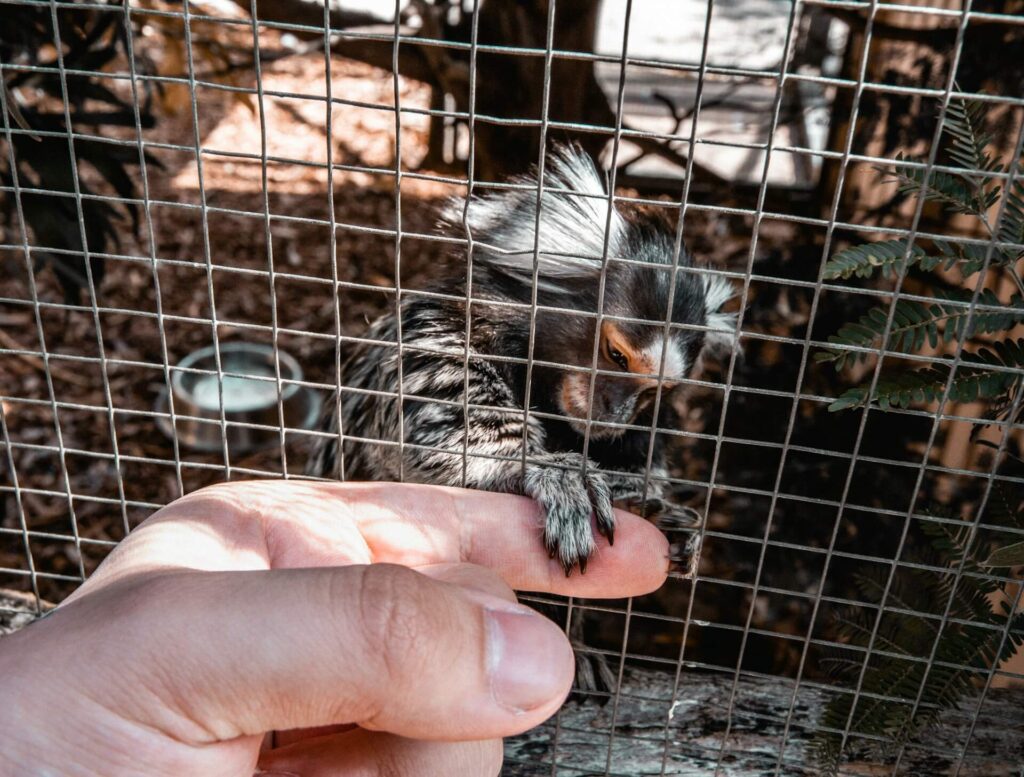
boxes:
[986,483,1024,529]
[892,615,1024,739]
[915,511,1001,618]
[817,655,869,673]
[823,239,927,280]
[915,250,961,273]
[820,234,1013,283]
[932,238,1016,274]
[887,153,996,217]
[936,289,1024,341]
[946,573,1003,625]
[816,301,938,369]
[978,486,1024,566]
[815,291,1024,370]
[810,526,1024,775]
[943,98,1000,176]
[806,735,842,777]
[833,615,914,659]
[852,573,937,636]
[919,516,974,567]
[812,95,1024,776]
[828,338,1024,411]
[995,162,1024,251]
[985,540,1024,566]
[878,617,1024,755]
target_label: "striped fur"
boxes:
[308,146,735,573]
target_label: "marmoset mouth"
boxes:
[565,415,630,440]
[558,374,640,439]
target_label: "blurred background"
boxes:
[1,0,1023,770]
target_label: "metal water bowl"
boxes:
[157,342,321,454]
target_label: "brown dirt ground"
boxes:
[1,40,445,595]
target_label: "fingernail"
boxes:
[485,606,567,714]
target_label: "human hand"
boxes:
[0,481,668,776]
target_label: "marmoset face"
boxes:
[450,145,735,439]
[536,256,722,439]
[554,319,702,438]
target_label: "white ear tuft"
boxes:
[442,145,626,290]
[702,271,738,357]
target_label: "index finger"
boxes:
[78,480,669,599]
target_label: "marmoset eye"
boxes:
[607,345,629,371]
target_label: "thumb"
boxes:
[36,563,574,744]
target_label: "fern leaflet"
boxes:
[943,97,1000,176]
[828,338,1024,411]
[816,291,1024,369]
[823,239,927,280]
[995,162,1024,251]
[887,153,999,217]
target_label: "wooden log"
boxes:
[504,668,1024,775]
[0,589,52,636]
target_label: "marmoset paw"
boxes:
[524,454,615,575]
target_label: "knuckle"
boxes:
[349,565,433,689]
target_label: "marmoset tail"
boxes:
[307,145,735,574]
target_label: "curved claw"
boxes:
[588,480,616,549]
[525,454,611,577]
[666,536,701,579]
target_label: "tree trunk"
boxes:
[818,0,1023,232]
[468,0,614,179]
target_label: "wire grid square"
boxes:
[2,0,1024,774]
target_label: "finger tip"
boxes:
[612,507,670,549]
[536,511,669,598]
[597,509,670,595]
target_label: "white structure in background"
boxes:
[597,0,841,188]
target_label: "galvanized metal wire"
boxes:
[1,0,1023,774]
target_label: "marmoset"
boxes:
[307,146,734,574]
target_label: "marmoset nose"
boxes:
[637,385,660,407]
[596,377,636,418]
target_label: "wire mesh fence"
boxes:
[1,0,1023,774]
